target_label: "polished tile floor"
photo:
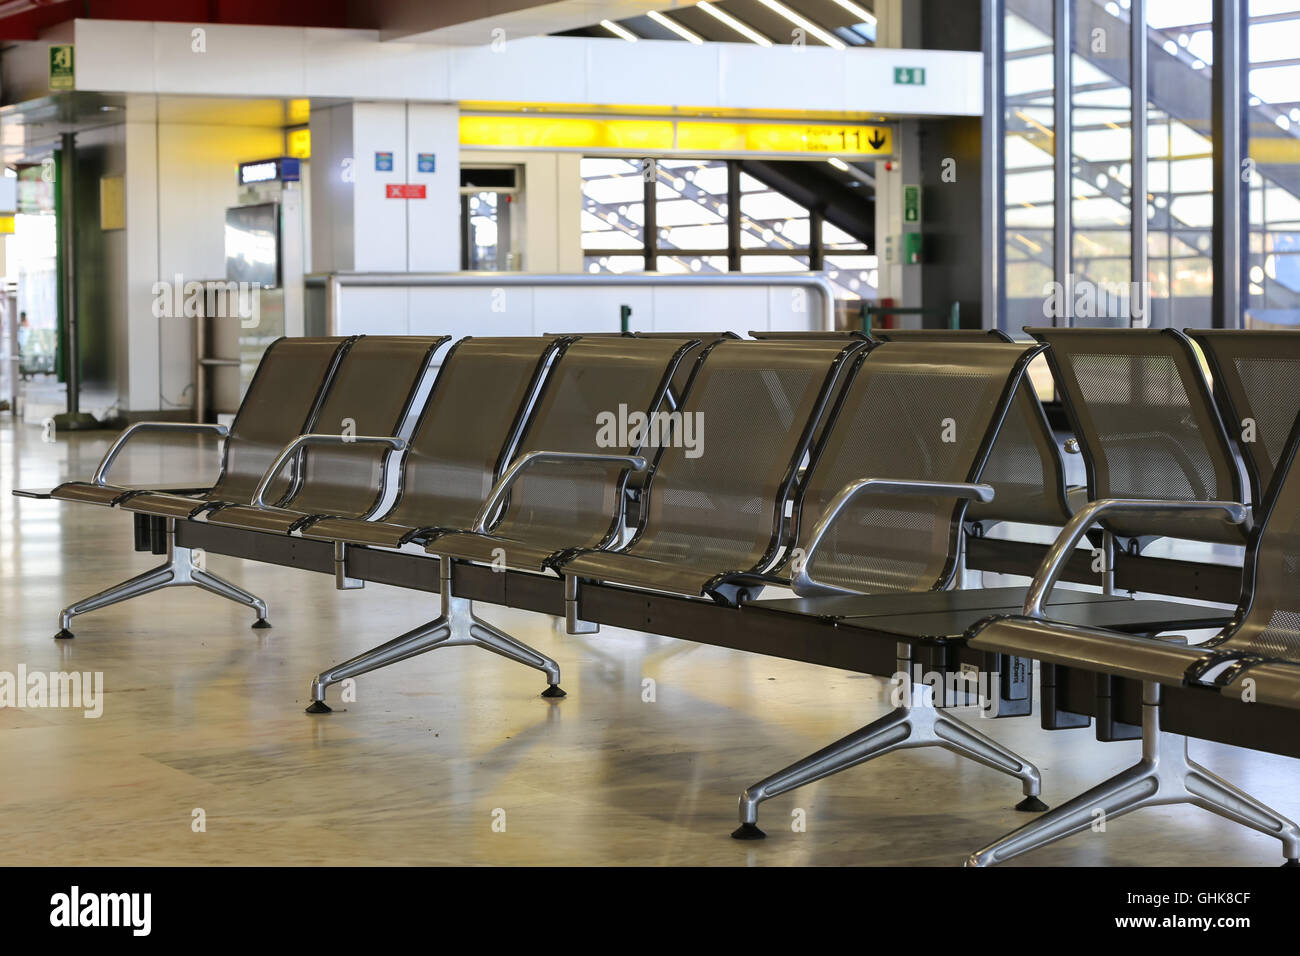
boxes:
[1,417,1297,866]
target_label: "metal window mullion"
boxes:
[644,160,658,272]
[1130,0,1148,327]
[727,159,741,272]
[1053,0,1072,327]
[1212,0,1246,329]
[982,0,1004,332]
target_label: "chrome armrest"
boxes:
[472,451,648,533]
[251,433,406,509]
[790,477,995,596]
[92,422,230,487]
[1022,498,1250,618]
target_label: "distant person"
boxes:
[17,311,30,351]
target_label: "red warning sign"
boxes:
[385,184,427,199]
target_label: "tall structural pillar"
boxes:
[310,102,461,274]
[873,0,923,320]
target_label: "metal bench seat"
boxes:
[303,335,700,712]
[961,403,1300,866]
[297,335,564,549]
[556,338,864,606]
[1028,327,1249,550]
[47,336,361,639]
[760,328,1083,532]
[428,336,701,573]
[1187,328,1300,509]
[197,336,447,534]
[51,336,350,511]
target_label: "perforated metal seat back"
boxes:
[1187,330,1300,506]
[869,330,1071,526]
[794,342,1037,593]
[488,336,694,549]
[384,336,559,531]
[212,337,350,505]
[1030,328,1245,545]
[285,336,445,516]
[1220,417,1300,662]
[626,339,855,576]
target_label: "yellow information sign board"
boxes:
[676,122,892,155]
[460,115,893,158]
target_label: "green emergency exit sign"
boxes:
[49,44,74,91]
[903,184,921,223]
[894,66,926,86]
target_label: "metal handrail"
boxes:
[92,422,230,487]
[251,433,407,509]
[472,450,648,533]
[1021,498,1251,618]
[790,477,995,596]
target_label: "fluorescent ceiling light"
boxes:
[647,10,704,44]
[827,157,850,171]
[754,0,846,49]
[829,0,877,25]
[697,1,773,46]
[600,19,639,41]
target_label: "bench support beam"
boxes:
[966,682,1300,866]
[56,519,270,639]
[731,643,1044,840]
[306,556,565,713]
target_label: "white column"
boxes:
[310,101,461,274]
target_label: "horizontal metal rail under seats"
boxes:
[1187,329,1300,508]
[304,335,701,710]
[559,340,1050,837]
[1027,328,1249,565]
[867,329,1082,534]
[42,336,357,639]
[962,408,1300,865]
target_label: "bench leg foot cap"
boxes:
[54,628,74,640]
[541,685,566,699]
[1284,859,1299,868]
[252,618,272,630]
[731,823,766,841]
[1015,796,1049,813]
[305,700,332,714]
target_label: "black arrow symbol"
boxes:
[867,130,886,150]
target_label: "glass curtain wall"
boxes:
[1000,0,1285,330]
[1246,0,1300,328]
[580,157,875,301]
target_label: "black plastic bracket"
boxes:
[1094,673,1142,741]
[1040,663,1091,730]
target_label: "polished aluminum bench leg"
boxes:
[57,519,269,639]
[733,643,1043,839]
[966,682,1300,867]
[307,556,564,713]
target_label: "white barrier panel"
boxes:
[313,273,836,343]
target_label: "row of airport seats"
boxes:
[19,326,1300,866]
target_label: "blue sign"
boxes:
[417,153,436,173]
[375,151,393,172]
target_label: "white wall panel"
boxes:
[351,102,410,272]
[72,21,984,118]
[406,104,461,272]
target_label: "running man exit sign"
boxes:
[894,67,926,86]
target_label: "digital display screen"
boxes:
[225,202,279,288]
